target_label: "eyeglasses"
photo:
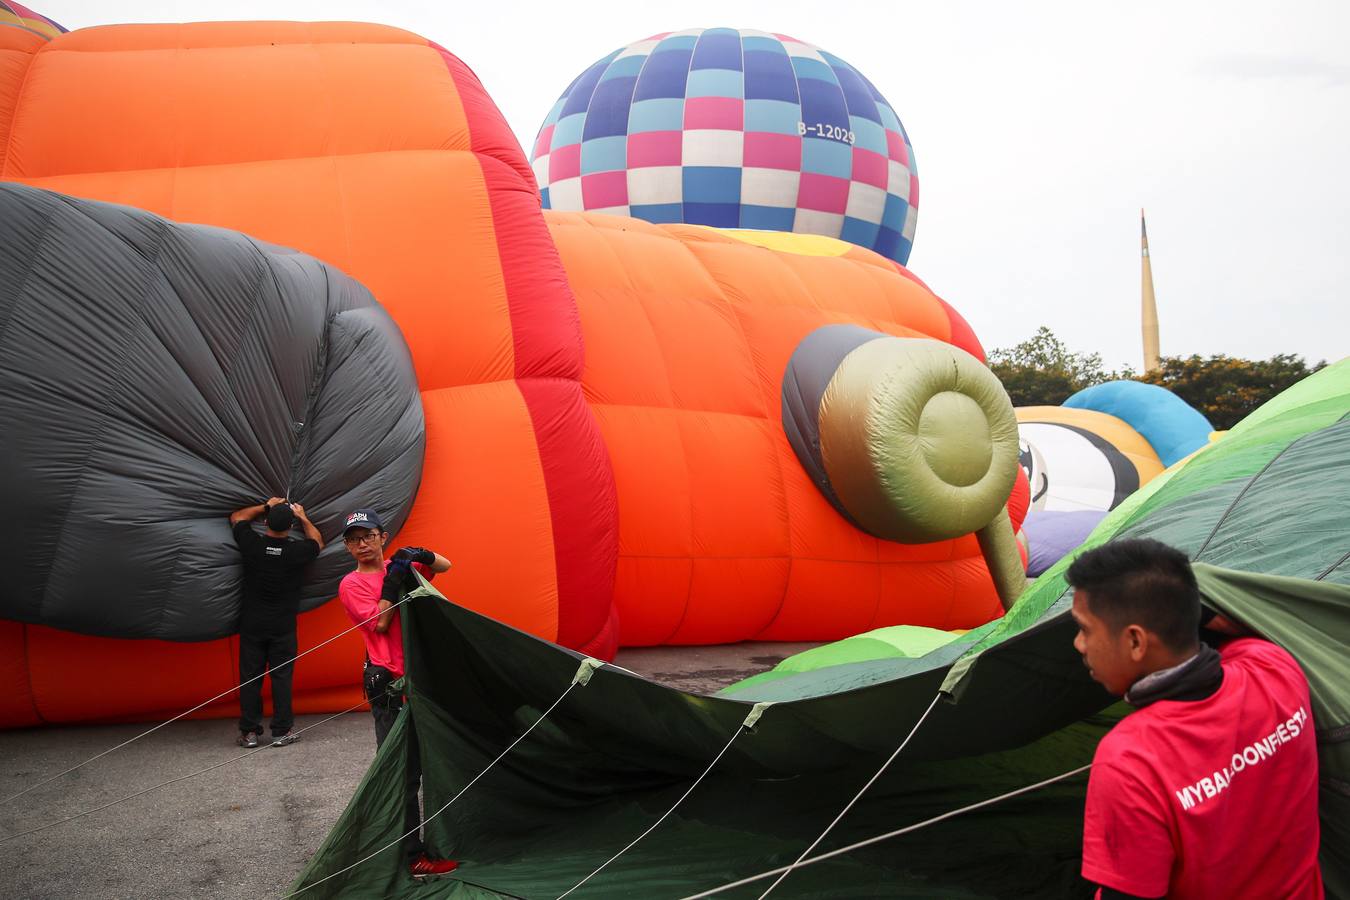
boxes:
[343,533,382,546]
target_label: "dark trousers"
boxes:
[238,629,297,736]
[364,661,423,857]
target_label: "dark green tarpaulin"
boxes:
[292,583,1115,899]
[291,564,1349,899]
[292,365,1349,899]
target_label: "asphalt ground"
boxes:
[0,642,817,899]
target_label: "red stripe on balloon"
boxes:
[516,377,619,656]
[430,41,539,194]
[879,260,985,362]
[477,156,618,651]
[1007,467,1030,532]
[436,40,619,657]
[935,296,986,362]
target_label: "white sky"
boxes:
[38,1,1350,369]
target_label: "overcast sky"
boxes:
[39,1,1349,369]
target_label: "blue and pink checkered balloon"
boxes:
[531,28,919,266]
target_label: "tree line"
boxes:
[988,326,1328,430]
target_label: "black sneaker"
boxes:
[236,731,259,749]
[271,732,301,747]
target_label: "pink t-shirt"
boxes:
[1083,638,1323,899]
[337,561,431,677]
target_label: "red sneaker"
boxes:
[409,855,459,879]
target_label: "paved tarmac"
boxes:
[0,642,815,899]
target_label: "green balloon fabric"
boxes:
[820,337,1021,542]
[721,625,965,696]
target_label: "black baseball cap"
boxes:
[265,503,295,532]
[342,509,385,535]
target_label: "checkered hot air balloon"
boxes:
[0,1,65,39]
[531,28,920,265]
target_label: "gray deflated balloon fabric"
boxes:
[0,183,424,641]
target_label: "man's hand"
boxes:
[230,500,268,525]
[394,547,451,575]
[284,501,324,548]
[267,496,287,508]
[393,546,436,566]
[381,559,415,604]
[1205,613,1251,637]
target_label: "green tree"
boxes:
[1139,353,1327,429]
[987,326,1135,407]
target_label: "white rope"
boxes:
[555,721,750,899]
[678,762,1093,899]
[0,594,412,807]
[0,696,371,843]
[754,691,943,898]
[286,675,584,898]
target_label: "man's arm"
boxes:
[374,599,395,634]
[289,503,325,550]
[1198,600,1255,644]
[1081,760,1174,900]
[229,498,278,526]
[373,549,449,632]
[1203,612,1252,637]
[393,546,451,576]
[339,580,386,637]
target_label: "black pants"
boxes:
[364,661,423,857]
[238,629,297,736]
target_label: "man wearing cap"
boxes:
[229,497,324,748]
[338,508,457,879]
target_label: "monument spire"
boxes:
[1141,209,1161,373]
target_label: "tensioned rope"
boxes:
[754,690,943,898]
[0,594,413,807]
[678,762,1094,899]
[285,658,603,899]
[555,702,772,900]
[0,695,372,843]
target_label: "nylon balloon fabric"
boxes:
[0,21,1012,725]
[1015,407,1157,512]
[532,28,920,265]
[1063,380,1214,468]
[549,212,1014,645]
[0,1,64,40]
[0,22,619,725]
[0,183,424,641]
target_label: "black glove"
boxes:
[380,559,416,604]
[392,546,435,566]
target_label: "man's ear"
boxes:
[1125,624,1148,662]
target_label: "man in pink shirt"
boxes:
[1069,538,1322,899]
[337,508,456,879]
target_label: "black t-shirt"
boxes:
[233,521,320,634]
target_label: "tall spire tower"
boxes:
[1140,209,1161,373]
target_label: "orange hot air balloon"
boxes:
[549,213,1024,645]
[0,21,1024,727]
[0,22,617,726]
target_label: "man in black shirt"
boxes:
[229,497,323,747]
